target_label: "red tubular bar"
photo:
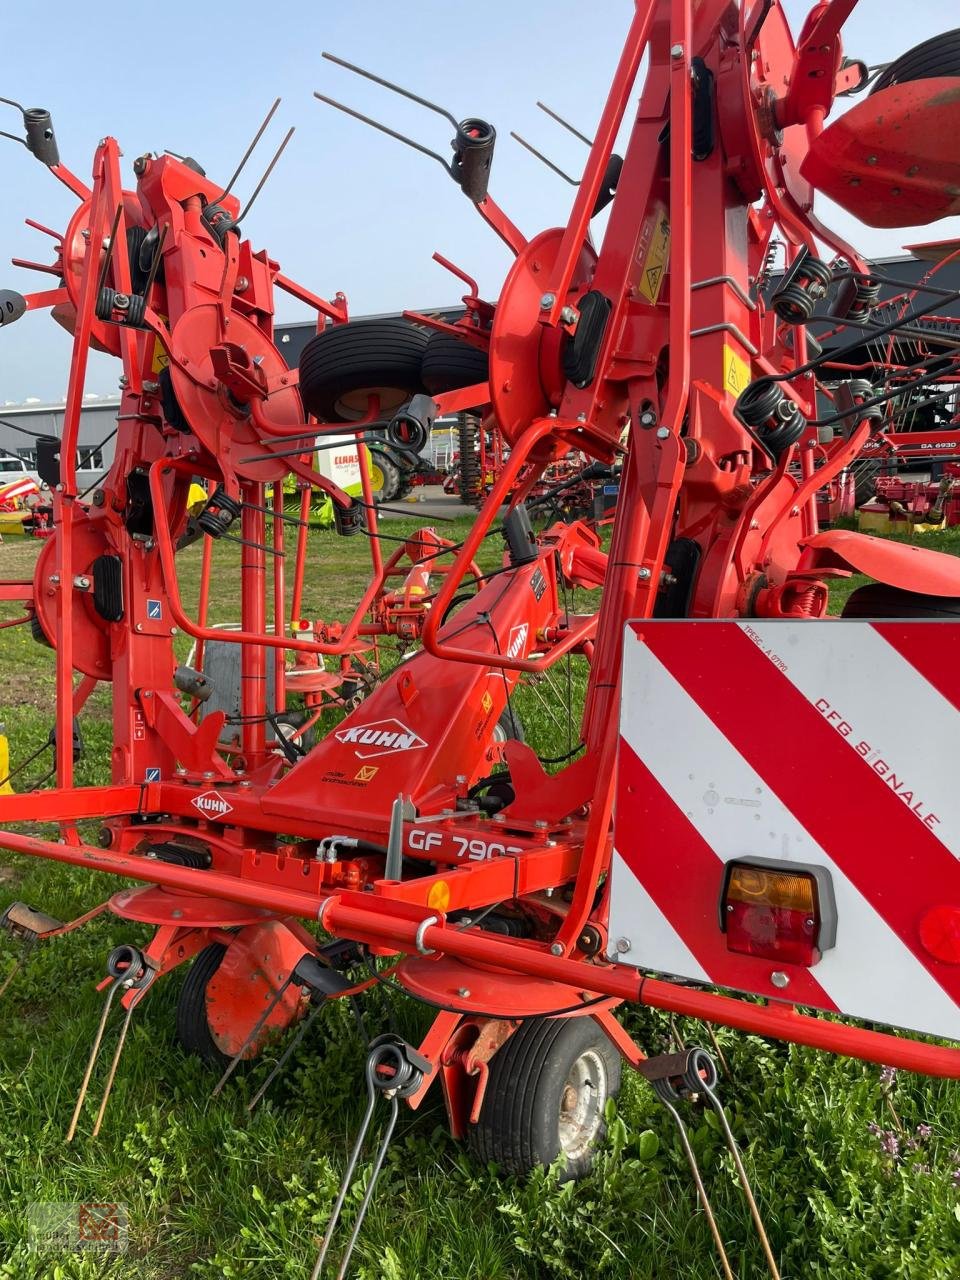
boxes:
[421,418,599,672]
[149,459,389,658]
[0,820,957,1078]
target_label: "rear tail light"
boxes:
[720,859,836,967]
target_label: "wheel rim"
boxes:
[370,463,385,493]
[557,1047,607,1162]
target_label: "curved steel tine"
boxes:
[211,973,296,1098]
[236,127,296,224]
[66,979,123,1142]
[95,203,124,296]
[91,998,139,1137]
[313,93,453,179]
[536,101,594,146]
[655,1089,735,1280]
[0,957,23,999]
[212,97,281,203]
[700,1079,781,1280]
[246,1001,325,1112]
[510,133,579,186]
[321,52,459,132]
[334,1094,400,1280]
[310,1073,380,1280]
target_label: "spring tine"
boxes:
[91,999,138,1138]
[310,1084,380,1280]
[0,956,24,1000]
[657,1092,735,1280]
[212,97,281,202]
[246,1001,326,1112]
[536,101,594,146]
[700,1079,781,1280]
[236,126,295,224]
[66,980,122,1142]
[704,1022,731,1078]
[95,203,124,296]
[321,52,459,131]
[313,93,453,178]
[334,1094,400,1280]
[211,974,295,1097]
[510,133,579,186]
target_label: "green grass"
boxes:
[2,522,960,1279]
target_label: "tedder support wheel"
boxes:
[457,413,482,505]
[467,1015,621,1181]
[420,329,489,398]
[176,930,305,1071]
[368,447,402,503]
[298,318,428,422]
[176,943,231,1070]
[842,584,960,618]
[870,29,960,94]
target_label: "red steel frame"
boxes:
[3,0,960,1117]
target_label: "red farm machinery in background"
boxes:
[3,3,960,1274]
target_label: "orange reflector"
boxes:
[725,865,815,914]
[720,859,835,968]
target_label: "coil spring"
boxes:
[736,379,806,458]
[846,277,882,324]
[201,203,238,245]
[772,254,833,325]
[844,377,885,425]
[333,500,365,537]
[197,486,242,537]
[773,252,834,325]
[95,287,146,328]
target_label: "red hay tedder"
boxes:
[3,2,960,1273]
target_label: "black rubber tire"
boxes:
[421,330,489,401]
[272,709,318,752]
[458,413,482,505]
[494,705,525,744]
[299,319,428,423]
[852,459,881,507]
[125,226,150,295]
[368,447,401,503]
[30,612,52,648]
[871,30,960,95]
[468,1015,621,1180]
[842,584,960,618]
[176,943,231,1070]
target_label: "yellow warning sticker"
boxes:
[151,314,170,375]
[354,765,379,783]
[722,345,751,399]
[636,206,670,305]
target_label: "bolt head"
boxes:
[638,567,652,580]
[671,42,685,58]
[560,305,577,324]
[539,292,556,309]
[639,410,658,427]
[457,987,471,999]
[549,942,564,956]
[656,426,670,439]
[771,970,790,989]
[615,937,632,954]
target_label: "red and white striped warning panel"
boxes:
[609,619,960,1041]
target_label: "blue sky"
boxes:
[0,0,958,401]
